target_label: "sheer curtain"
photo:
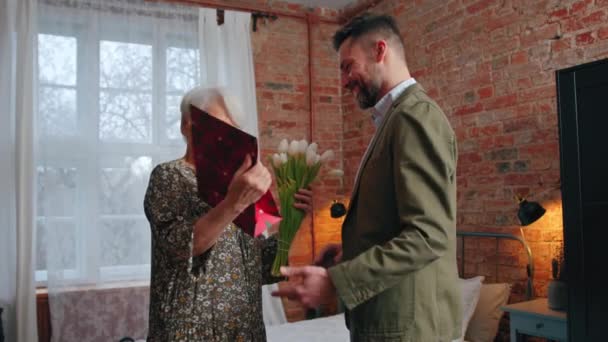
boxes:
[199,7,286,326]
[36,0,197,340]
[34,1,281,340]
[199,8,259,137]
[0,0,39,341]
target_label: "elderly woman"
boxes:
[144,87,312,341]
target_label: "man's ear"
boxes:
[375,40,387,63]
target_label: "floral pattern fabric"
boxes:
[144,159,279,341]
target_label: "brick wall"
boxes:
[340,0,608,300]
[250,4,345,321]
[186,0,608,322]
[184,0,608,322]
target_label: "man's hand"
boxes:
[314,243,342,268]
[271,266,336,308]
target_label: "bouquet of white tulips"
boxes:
[269,139,334,276]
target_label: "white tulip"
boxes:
[288,140,299,156]
[272,153,282,167]
[280,153,288,164]
[314,154,321,164]
[306,149,317,166]
[278,139,289,154]
[307,142,318,154]
[298,139,308,154]
[320,150,335,162]
[327,169,344,178]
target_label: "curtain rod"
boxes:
[150,0,339,24]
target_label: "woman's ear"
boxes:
[180,115,192,139]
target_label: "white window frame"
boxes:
[36,8,198,286]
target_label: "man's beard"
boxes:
[354,77,381,109]
[349,71,381,109]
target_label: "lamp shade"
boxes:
[518,199,546,226]
[330,201,346,218]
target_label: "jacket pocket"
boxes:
[350,277,415,335]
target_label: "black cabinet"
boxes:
[557,58,608,342]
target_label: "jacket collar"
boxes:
[345,83,425,216]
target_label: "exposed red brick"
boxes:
[470,123,501,137]
[576,31,595,45]
[510,50,528,65]
[477,86,494,99]
[570,0,593,15]
[563,17,585,33]
[600,26,608,40]
[548,8,569,21]
[466,0,494,14]
[485,94,518,110]
[520,24,560,48]
[551,38,571,52]
[581,10,606,26]
[517,78,534,89]
[281,103,295,110]
[323,0,608,312]
[519,85,556,103]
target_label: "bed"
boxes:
[266,231,534,342]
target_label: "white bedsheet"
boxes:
[266,313,349,342]
[266,313,472,342]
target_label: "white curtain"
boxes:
[199,8,259,137]
[199,7,287,326]
[0,0,39,341]
[31,1,283,340]
[36,0,197,340]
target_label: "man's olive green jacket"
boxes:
[328,83,462,342]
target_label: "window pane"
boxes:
[38,34,76,86]
[36,219,77,271]
[166,47,199,92]
[99,156,153,215]
[100,41,152,90]
[37,166,77,216]
[166,94,182,140]
[99,218,150,267]
[38,86,77,137]
[99,91,152,142]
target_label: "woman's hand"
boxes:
[192,155,271,256]
[293,188,313,213]
[224,154,272,214]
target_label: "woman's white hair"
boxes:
[180,86,246,129]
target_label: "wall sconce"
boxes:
[327,169,346,218]
[517,199,546,226]
[515,179,560,227]
[514,180,560,298]
[330,200,346,218]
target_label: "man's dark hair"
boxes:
[333,13,405,53]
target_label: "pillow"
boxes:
[453,276,484,342]
[464,282,511,342]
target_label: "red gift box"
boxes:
[190,105,280,237]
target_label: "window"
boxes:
[36,11,200,285]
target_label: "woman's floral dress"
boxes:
[144,159,279,341]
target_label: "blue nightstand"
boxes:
[501,298,567,341]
